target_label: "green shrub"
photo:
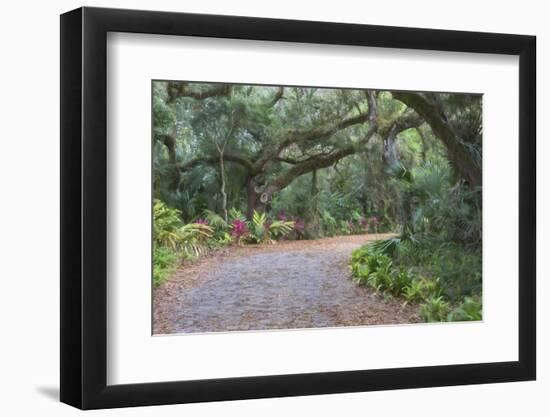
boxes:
[447,296,482,321]
[228,208,246,222]
[420,295,449,322]
[403,277,440,303]
[350,244,386,277]
[153,199,184,249]
[247,210,295,244]
[153,245,178,286]
[352,264,371,285]
[215,231,234,246]
[178,223,214,256]
[428,246,482,301]
[390,268,414,297]
[153,199,216,285]
[153,199,213,254]
[366,255,393,292]
[202,209,228,229]
[321,210,337,237]
[350,245,411,296]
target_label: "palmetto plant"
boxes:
[420,295,450,322]
[402,277,441,304]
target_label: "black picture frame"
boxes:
[60,6,536,410]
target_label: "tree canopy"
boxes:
[153,81,481,228]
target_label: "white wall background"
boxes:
[0,0,545,415]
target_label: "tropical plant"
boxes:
[230,219,249,245]
[390,268,414,297]
[154,198,213,257]
[153,245,179,286]
[366,255,393,292]
[403,277,441,304]
[178,222,214,257]
[228,207,246,222]
[248,210,294,244]
[153,199,184,249]
[447,296,482,321]
[202,209,228,230]
[420,295,450,322]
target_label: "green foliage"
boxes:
[153,199,217,286]
[178,223,214,257]
[215,231,234,246]
[420,295,450,322]
[350,238,480,323]
[202,209,227,229]
[391,268,415,297]
[249,211,268,243]
[153,199,185,249]
[248,210,294,244]
[269,220,295,239]
[369,228,420,258]
[447,296,482,321]
[350,246,413,297]
[228,208,246,222]
[428,245,482,301]
[403,277,440,303]
[366,255,393,293]
[153,245,178,286]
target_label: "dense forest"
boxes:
[153,81,482,324]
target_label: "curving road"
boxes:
[153,234,419,334]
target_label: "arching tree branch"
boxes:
[179,153,255,173]
[254,90,378,172]
[392,91,481,187]
[252,91,379,207]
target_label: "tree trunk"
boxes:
[311,169,318,195]
[162,134,181,192]
[383,124,399,167]
[219,150,228,222]
[246,177,264,219]
[392,92,482,188]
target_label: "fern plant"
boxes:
[420,295,449,322]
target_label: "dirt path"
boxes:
[153,234,420,334]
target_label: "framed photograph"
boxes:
[60,6,536,409]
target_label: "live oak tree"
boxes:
[153,81,481,220]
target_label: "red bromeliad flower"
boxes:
[195,218,208,225]
[293,217,305,233]
[277,211,287,221]
[230,219,249,238]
